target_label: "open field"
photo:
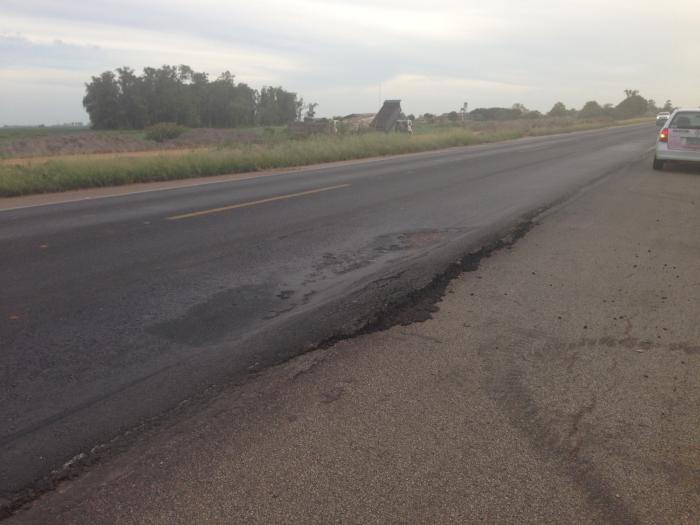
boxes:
[0,126,92,143]
[0,148,205,167]
[0,117,652,197]
[0,126,285,160]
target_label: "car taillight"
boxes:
[659,128,669,142]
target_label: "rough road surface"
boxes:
[0,125,654,500]
[6,156,699,523]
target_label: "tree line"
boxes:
[83,65,304,129]
[428,91,673,123]
[547,90,673,120]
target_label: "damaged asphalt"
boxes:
[6,151,700,524]
[0,213,539,520]
[3,124,683,521]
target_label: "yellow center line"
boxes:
[166,183,351,221]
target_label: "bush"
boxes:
[144,122,186,142]
[579,101,604,119]
[615,95,648,120]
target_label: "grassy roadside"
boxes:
[0,118,651,197]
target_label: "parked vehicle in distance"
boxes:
[656,111,670,128]
[653,109,700,170]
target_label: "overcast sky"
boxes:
[1,0,698,125]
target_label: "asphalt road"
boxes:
[0,124,655,497]
[10,150,697,525]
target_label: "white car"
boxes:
[653,109,700,170]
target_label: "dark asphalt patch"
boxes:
[316,220,535,341]
[148,284,274,346]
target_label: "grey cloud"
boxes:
[0,35,106,71]
[1,0,698,124]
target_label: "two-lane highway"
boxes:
[0,124,655,496]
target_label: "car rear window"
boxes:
[670,112,700,130]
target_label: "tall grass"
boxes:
[0,119,651,197]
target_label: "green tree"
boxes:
[548,102,568,117]
[447,111,460,122]
[579,100,604,119]
[175,65,201,127]
[152,65,185,124]
[83,65,304,129]
[602,103,616,118]
[116,67,146,128]
[468,107,522,121]
[258,86,302,125]
[206,71,237,127]
[83,71,122,129]
[189,71,211,126]
[615,92,648,119]
[511,103,528,118]
[231,82,257,127]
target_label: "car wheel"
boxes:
[653,157,665,171]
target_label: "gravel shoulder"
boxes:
[6,156,700,524]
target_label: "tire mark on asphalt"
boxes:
[479,347,640,525]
